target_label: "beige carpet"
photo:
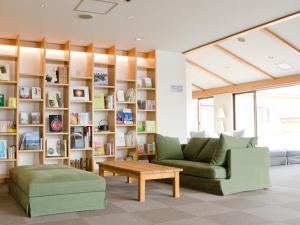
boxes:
[1,165,300,225]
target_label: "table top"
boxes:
[97,160,182,174]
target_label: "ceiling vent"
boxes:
[74,0,119,15]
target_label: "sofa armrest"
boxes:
[227,147,270,180]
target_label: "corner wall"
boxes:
[156,50,188,143]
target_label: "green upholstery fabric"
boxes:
[156,134,183,160]
[10,165,105,197]
[210,134,257,166]
[183,138,209,161]
[152,159,227,179]
[196,138,219,163]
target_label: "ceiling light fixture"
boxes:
[127,16,135,20]
[40,2,48,8]
[78,13,94,19]
[224,66,230,69]
[136,37,143,41]
[268,56,274,60]
[275,62,293,71]
[237,37,246,43]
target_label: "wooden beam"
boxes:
[187,59,236,85]
[183,10,300,54]
[261,28,300,54]
[192,83,205,91]
[214,44,275,79]
[192,73,300,98]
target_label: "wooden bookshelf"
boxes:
[0,37,156,179]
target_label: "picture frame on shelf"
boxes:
[31,112,40,124]
[31,87,41,99]
[70,86,89,101]
[94,69,108,86]
[19,87,30,99]
[0,63,10,81]
[20,112,29,124]
[45,65,59,83]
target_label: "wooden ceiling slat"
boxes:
[261,28,300,54]
[192,73,300,98]
[214,44,275,79]
[187,59,236,85]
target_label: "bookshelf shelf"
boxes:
[71,76,93,80]
[0,107,16,110]
[46,107,68,111]
[116,101,136,105]
[137,153,155,156]
[116,79,135,83]
[94,131,115,135]
[137,132,156,134]
[137,109,156,112]
[19,73,43,78]
[70,148,93,151]
[46,83,68,87]
[45,157,69,160]
[0,54,18,60]
[116,146,136,150]
[71,100,92,104]
[19,150,43,153]
[0,132,17,136]
[137,65,155,69]
[46,58,69,63]
[94,85,115,89]
[19,99,43,102]
[0,159,16,162]
[93,155,115,158]
[116,124,136,127]
[94,109,114,112]
[70,124,93,127]
[18,124,44,127]
[0,80,17,85]
[94,62,114,67]
[137,88,156,91]
[45,132,68,136]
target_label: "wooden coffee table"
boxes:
[97,161,182,202]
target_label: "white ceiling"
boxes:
[187,13,300,91]
[0,0,299,51]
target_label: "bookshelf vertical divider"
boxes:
[15,36,20,167]
[40,38,46,164]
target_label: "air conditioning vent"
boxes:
[74,0,119,15]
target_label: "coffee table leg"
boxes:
[173,172,180,198]
[138,175,145,202]
[99,167,104,176]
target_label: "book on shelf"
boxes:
[0,140,7,159]
[123,108,133,124]
[105,140,114,155]
[48,91,63,108]
[0,94,4,106]
[116,131,126,147]
[137,121,145,132]
[19,131,40,150]
[78,112,90,125]
[20,112,29,124]
[116,111,124,124]
[70,126,92,149]
[70,113,78,125]
[117,90,125,102]
[105,94,114,109]
[137,99,155,110]
[19,87,30,99]
[0,120,16,132]
[0,63,10,81]
[125,88,135,102]
[31,87,41,99]
[49,115,63,132]
[125,131,135,147]
[94,140,105,156]
[94,69,108,86]
[7,145,16,159]
[45,65,68,84]
[137,144,145,154]
[94,92,105,109]
[70,157,92,171]
[46,139,66,157]
[31,112,40,124]
[145,120,156,133]
[137,77,153,88]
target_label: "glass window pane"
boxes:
[192,99,199,131]
[257,85,300,149]
[234,92,255,136]
[199,98,214,132]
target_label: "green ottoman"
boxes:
[9,164,106,217]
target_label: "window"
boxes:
[191,98,214,132]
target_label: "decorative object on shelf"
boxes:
[116,131,125,147]
[46,139,66,157]
[0,140,7,159]
[78,112,90,125]
[125,88,135,102]
[117,90,125,102]
[94,69,108,85]
[123,108,133,124]
[0,63,10,81]
[48,91,63,108]
[94,141,105,156]
[125,131,135,147]
[105,94,114,109]
[98,119,109,131]
[145,120,156,132]
[71,86,89,101]
[31,112,40,124]
[19,131,40,150]
[49,115,63,132]
[70,157,91,171]
[137,121,145,132]
[143,77,152,88]
[70,113,78,125]
[31,87,41,99]
[94,92,105,109]
[0,93,4,106]
[45,65,68,84]
[116,111,124,124]
[8,97,16,108]
[20,112,29,125]
[7,145,16,159]
[19,87,30,99]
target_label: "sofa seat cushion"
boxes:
[10,165,106,197]
[152,160,227,179]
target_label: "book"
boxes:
[19,87,30,99]
[49,115,63,132]
[94,69,108,85]
[31,87,41,99]
[137,121,145,132]
[78,112,89,125]
[125,88,135,102]
[70,127,84,148]
[94,92,105,109]
[70,113,78,125]
[145,120,156,132]
[19,131,40,150]
[116,131,126,146]
[117,90,125,102]
[48,91,62,108]
[123,108,133,124]
[20,112,29,124]
[105,94,114,109]
[116,111,124,124]
[143,77,152,88]
[0,94,4,106]
[31,112,40,124]
[0,140,7,159]
[0,63,10,81]
[94,141,105,156]
[125,131,135,147]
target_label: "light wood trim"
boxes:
[214,44,275,79]
[193,73,300,98]
[183,10,300,54]
[187,59,235,85]
[261,28,300,54]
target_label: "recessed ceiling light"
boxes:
[78,13,94,19]
[127,16,135,20]
[275,62,293,71]
[40,2,48,8]
[224,66,230,69]
[136,37,143,41]
[237,37,246,43]
[268,56,274,60]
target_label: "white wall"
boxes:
[156,50,188,143]
[214,93,234,132]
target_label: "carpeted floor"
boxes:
[1,165,300,225]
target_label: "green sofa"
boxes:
[9,164,106,217]
[152,134,271,195]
